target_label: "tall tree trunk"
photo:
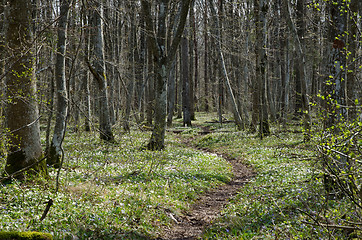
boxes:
[322,0,350,192]
[176,58,182,118]
[141,0,192,150]
[242,26,251,127]
[89,2,113,141]
[167,59,177,126]
[188,4,195,121]
[5,0,47,179]
[45,55,55,158]
[293,0,305,118]
[282,38,291,125]
[123,3,136,132]
[191,4,199,116]
[138,15,147,123]
[83,13,91,132]
[0,0,4,81]
[143,0,169,150]
[346,0,359,120]
[146,46,154,126]
[203,0,209,112]
[254,0,270,137]
[208,0,243,130]
[181,35,192,127]
[327,0,347,121]
[250,2,260,133]
[283,0,311,140]
[48,0,71,168]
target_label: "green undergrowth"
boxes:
[0,126,232,239]
[2,113,356,239]
[193,123,333,239]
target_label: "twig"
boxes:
[9,115,41,134]
[301,220,361,231]
[297,207,332,237]
[342,220,362,226]
[40,199,53,221]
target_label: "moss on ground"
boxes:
[0,231,52,240]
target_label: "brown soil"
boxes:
[157,128,255,240]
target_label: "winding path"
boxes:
[158,129,254,239]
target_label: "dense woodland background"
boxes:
[1,0,361,160]
[0,0,362,239]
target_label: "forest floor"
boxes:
[1,113,357,239]
[159,126,254,239]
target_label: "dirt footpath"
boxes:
[158,132,254,240]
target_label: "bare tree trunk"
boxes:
[203,0,209,112]
[139,16,147,123]
[326,0,347,122]
[283,39,291,125]
[181,35,192,127]
[123,2,136,132]
[143,0,169,150]
[255,0,270,138]
[293,0,305,118]
[189,33,195,121]
[83,69,91,131]
[141,0,192,150]
[82,13,91,132]
[243,28,251,127]
[176,57,182,118]
[283,0,311,140]
[48,0,71,168]
[5,0,47,179]
[208,0,243,130]
[191,4,199,116]
[146,46,154,126]
[346,0,359,119]
[167,59,177,126]
[0,1,4,84]
[89,2,113,141]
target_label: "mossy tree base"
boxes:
[5,151,48,180]
[260,120,270,138]
[146,138,165,151]
[100,130,114,142]
[0,231,52,240]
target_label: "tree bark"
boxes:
[5,0,47,179]
[346,0,359,120]
[203,0,209,112]
[146,46,154,126]
[181,35,192,127]
[48,0,71,168]
[208,0,243,130]
[254,0,270,138]
[123,2,136,132]
[326,0,347,123]
[167,59,177,127]
[293,0,304,118]
[89,2,114,141]
[191,4,198,118]
[283,0,311,140]
[82,13,91,132]
[141,0,192,150]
